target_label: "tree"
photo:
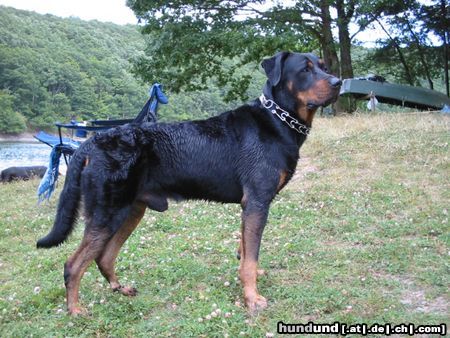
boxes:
[362,0,445,92]
[128,0,403,113]
[127,0,318,101]
[0,90,27,133]
[421,0,449,96]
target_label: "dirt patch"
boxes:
[288,157,320,190]
[373,272,449,315]
[397,276,448,314]
[400,290,448,314]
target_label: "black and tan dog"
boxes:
[1,165,46,182]
[37,52,341,315]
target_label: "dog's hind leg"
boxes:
[64,227,112,315]
[95,201,146,296]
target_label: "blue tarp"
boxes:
[34,131,81,149]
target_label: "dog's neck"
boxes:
[264,82,312,124]
[260,83,309,147]
[263,82,309,127]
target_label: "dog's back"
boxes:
[77,100,301,213]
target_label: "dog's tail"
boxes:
[36,142,91,248]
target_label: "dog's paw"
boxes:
[68,306,87,316]
[120,286,138,297]
[245,294,268,315]
[113,285,138,297]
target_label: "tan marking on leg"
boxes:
[239,212,268,314]
[236,192,247,260]
[65,230,110,315]
[277,170,288,192]
[96,202,146,296]
[239,258,267,314]
[241,192,248,209]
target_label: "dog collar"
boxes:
[259,95,310,136]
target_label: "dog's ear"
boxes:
[261,52,290,86]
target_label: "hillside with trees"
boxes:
[0,6,151,133]
[0,6,247,134]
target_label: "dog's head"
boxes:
[262,52,341,126]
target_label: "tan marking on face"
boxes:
[85,157,89,166]
[297,105,318,126]
[296,79,332,125]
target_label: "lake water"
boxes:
[0,141,53,171]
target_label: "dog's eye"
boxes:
[301,67,310,73]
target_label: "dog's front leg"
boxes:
[239,199,269,314]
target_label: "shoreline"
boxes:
[0,132,38,142]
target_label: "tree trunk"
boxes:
[320,2,340,77]
[336,25,356,113]
[336,0,354,79]
[318,1,344,114]
[335,0,356,113]
[338,26,353,79]
[335,24,356,113]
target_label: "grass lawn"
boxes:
[0,112,448,337]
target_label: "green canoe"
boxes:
[340,79,450,110]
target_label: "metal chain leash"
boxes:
[259,95,311,136]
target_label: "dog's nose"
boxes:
[329,77,342,88]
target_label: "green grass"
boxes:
[1,112,448,337]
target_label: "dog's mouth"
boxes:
[306,103,319,110]
[307,98,334,109]
[307,90,340,109]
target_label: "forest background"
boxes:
[0,1,448,134]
